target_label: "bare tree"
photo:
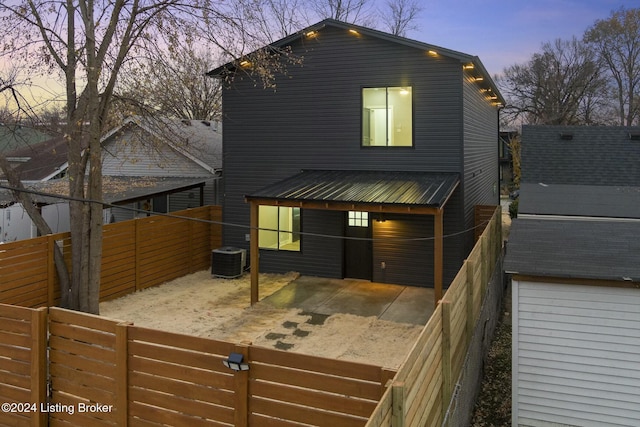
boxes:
[585,7,640,125]
[253,0,311,41]
[309,0,374,25]
[499,38,608,125]
[0,70,71,296]
[115,40,223,121]
[0,0,300,314]
[380,0,423,37]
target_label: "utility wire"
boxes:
[0,183,496,243]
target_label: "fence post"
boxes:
[116,323,131,427]
[31,307,47,427]
[134,219,141,291]
[188,210,195,273]
[234,342,250,427]
[47,235,56,307]
[441,300,452,422]
[391,381,405,427]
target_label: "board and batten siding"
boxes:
[512,280,640,427]
[220,25,472,284]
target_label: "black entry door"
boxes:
[344,212,372,280]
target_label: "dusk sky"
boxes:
[1,1,636,108]
[401,0,633,77]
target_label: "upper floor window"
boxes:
[259,206,301,251]
[362,87,413,147]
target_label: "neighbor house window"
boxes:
[348,211,369,227]
[362,87,412,147]
[259,206,301,251]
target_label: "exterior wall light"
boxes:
[306,30,318,38]
[349,29,360,35]
[428,50,438,56]
[223,353,250,371]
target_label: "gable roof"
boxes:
[207,18,504,104]
[504,218,640,282]
[2,136,74,182]
[101,117,222,176]
[521,125,640,186]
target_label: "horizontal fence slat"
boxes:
[251,380,377,418]
[251,363,383,401]
[251,396,368,427]
[128,325,234,355]
[128,356,232,389]
[50,307,120,334]
[128,388,235,425]
[128,340,229,373]
[129,371,235,407]
[251,346,383,383]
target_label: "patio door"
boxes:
[344,211,372,280]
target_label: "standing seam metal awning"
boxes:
[245,170,460,212]
[246,170,460,308]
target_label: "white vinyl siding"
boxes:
[512,280,640,427]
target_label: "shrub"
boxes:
[509,199,519,219]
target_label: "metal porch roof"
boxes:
[246,170,459,208]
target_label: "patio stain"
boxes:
[275,341,294,350]
[282,321,298,329]
[265,332,287,340]
[302,312,330,325]
[293,329,310,337]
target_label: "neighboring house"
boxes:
[504,125,640,426]
[99,117,222,221]
[209,19,504,298]
[0,117,222,240]
[3,135,70,181]
[0,135,71,241]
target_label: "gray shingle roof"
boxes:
[521,125,640,186]
[504,218,640,282]
[247,170,459,207]
[518,182,640,219]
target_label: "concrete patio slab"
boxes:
[263,276,435,325]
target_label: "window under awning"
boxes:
[245,170,460,214]
[245,170,460,308]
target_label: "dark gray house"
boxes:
[505,125,640,426]
[209,19,504,301]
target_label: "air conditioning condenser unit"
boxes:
[211,247,246,279]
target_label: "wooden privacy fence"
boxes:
[366,205,502,427]
[1,205,501,427]
[0,205,222,307]
[0,303,394,427]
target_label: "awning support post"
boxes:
[250,202,259,305]
[434,208,444,306]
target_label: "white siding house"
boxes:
[505,126,640,427]
[512,280,640,426]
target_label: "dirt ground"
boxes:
[100,271,423,370]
